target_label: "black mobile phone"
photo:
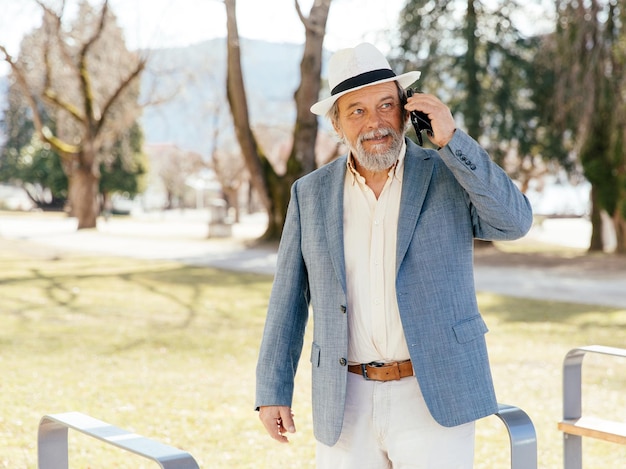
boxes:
[406,88,432,146]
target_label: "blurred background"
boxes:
[1,2,626,468]
[0,0,617,251]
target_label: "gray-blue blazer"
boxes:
[255,130,533,446]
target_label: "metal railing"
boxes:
[558,345,626,469]
[37,404,535,468]
[38,411,200,469]
[495,403,538,469]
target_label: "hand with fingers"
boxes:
[404,92,456,148]
[259,405,296,443]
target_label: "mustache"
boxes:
[358,128,394,144]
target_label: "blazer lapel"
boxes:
[320,158,347,294]
[396,143,435,273]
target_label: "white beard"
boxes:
[348,127,403,173]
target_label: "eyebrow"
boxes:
[342,93,397,112]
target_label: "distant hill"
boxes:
[141,38,306,154]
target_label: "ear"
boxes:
[332,121,343,140]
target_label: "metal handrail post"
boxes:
[495,403,538,469]
[38,412,200,469]
[561,345,626,469]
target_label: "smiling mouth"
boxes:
[366,135,388,143]
[361,130,390,144]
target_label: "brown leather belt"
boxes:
[348,360,414,381]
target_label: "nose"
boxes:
[365,109,383,129]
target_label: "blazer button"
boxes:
[456,150,463,157]
[339,358,347,366]
[470,164,477,170]
[340,305,346,314]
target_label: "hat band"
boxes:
[331,68,397,96]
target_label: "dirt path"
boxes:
[473,247,626,308]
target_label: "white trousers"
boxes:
[316,372,475,469]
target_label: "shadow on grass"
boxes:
[478,292,626,329]
[0,253,273,353]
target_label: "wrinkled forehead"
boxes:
[336,81,401,111]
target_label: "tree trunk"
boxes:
[260,0,332,240]
[465,0,494,250]
[68,161,100,229]
[223,186,240,223]
[293,0,329,175]
[224,0,331,241]
[588,185,604,252]
[224,0,272,209]
[614,209,626,254]
[464,0,481,139]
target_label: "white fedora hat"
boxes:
[310,42,421,116]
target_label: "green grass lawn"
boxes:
[0,238,625,468]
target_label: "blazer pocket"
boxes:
[310,342,321,367]
[452,315,489,344]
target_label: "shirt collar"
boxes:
[346,139,406,185]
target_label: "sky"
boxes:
[0,0,406,74]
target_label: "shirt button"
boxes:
[340,305,347,314]
[339,358,347,366]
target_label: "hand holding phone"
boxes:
[406,88,433,146]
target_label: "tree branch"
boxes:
[0,45,79,155]
[34,1,87,128]
[295,0,327,37]
[95,56,146,136]
[43,89,85,122]
[36,0,76,70]
[77,0,110,134]
[295,0,306,24]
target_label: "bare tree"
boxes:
[212,146,246,222]
[0,0,145,229]
[145,144,206,209]
[224,0,331,240]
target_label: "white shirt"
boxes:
[343,142,411,365]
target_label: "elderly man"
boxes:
[255,42,532,468]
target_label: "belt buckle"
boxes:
[361,361,384,381]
